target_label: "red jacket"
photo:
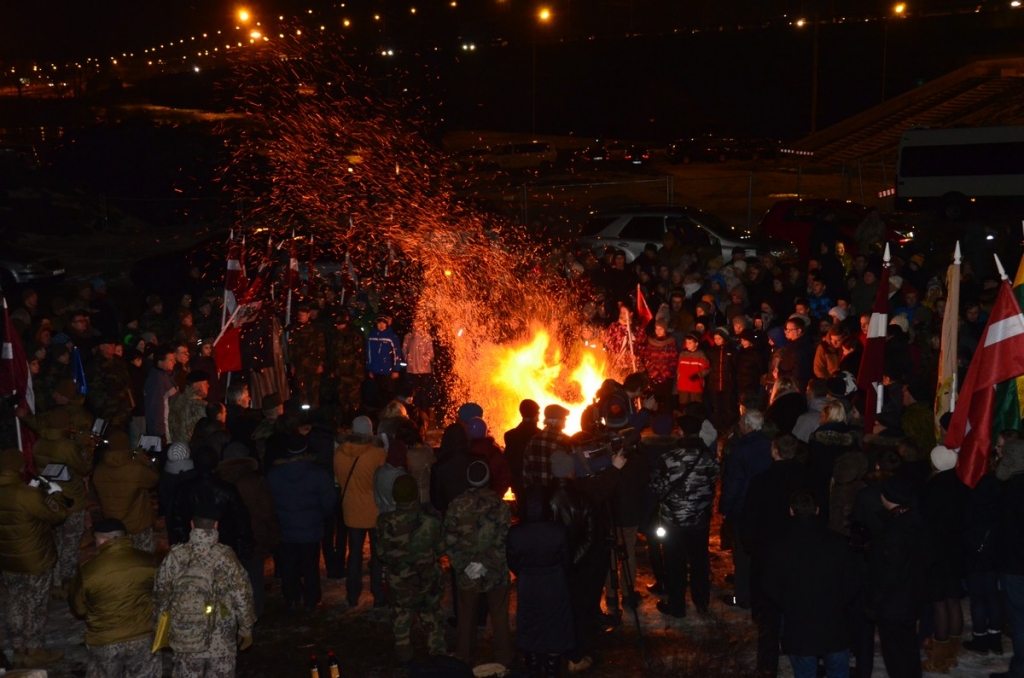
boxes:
[677,349,710,394]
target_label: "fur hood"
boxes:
[811,427,859,449]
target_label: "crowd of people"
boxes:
[0,212,1022,678]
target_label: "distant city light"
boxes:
[538,7,551,21]
[250,30,261,39]
[1012,1,1021,7]
[795,17,807,26]
[194,66,200,72]
[894,3,907,14]
[238,9,250,22]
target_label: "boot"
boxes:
[948,635,961,667]
[544,653,562,677]
[990,630,1004,655]
[525,652,543,678]
[963,633,991,654]
[921,638,952,674]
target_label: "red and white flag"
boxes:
[223,231,249,318]
[285,237,300,291]
[636,284,653,328]
[947,274,1024,488]
[1,292,35,469]
[213,324,243,374]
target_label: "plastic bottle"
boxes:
[310,654,320,678]
[328,652,341,678]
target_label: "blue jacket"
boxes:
[367,328,402,376]
[267,454,336,543]
[719,430,773,520]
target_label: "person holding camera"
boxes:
[0,447,70,668]
[548,441,626,672]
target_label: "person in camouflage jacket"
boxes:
[32,408,93,593]
[328,312,365,414]
[288,306,326,409]
[443,460,513,668]
[648,414,720,617]
[167,372,210,445]
[153,506,256,678]
[87,339,134,428]
[375,475,446,662]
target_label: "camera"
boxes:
[568,428,637,478]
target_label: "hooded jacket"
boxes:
[268,453,336,543]
[33,425,91,513]
[334,433,386,529]
[69,536,156,647]
[92,447,160,535]
[0,468,70,574]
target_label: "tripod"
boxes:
[607,519,653,670]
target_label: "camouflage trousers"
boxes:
[3,569,51,651]
[292,371,321,410]
[131,528,154,554]
[392,596,446,660]
[55,509,87,583]
[87,636,160,678]
[336,375,362,411]
[172,653,236,678]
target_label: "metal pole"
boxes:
[531,35,537,134]
[797,164,803,198]
[666,175,674,204]
[810,8,820,133]
[522,185,529,226]
[880,156,890,210]
[840,163,846,200]
[881,21,888,103]
[746,171,754,229]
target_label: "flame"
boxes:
[482,326,609,436]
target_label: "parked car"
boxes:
[757,198,914,259]
[623,144,651,165]
[667,135,731,164]
[0,246,65,289]
[576,205,798,263]
[478,141,557,170]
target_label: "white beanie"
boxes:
[828,306,849,322]
[930,445,958,472]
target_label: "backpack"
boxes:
[168,548,218,653]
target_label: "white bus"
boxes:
[895,125,1024,219]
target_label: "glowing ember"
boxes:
[472,326,610,436]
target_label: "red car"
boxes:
[758,199,912,259]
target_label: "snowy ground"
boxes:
[0,513,1014,678]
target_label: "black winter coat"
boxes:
[965,472,1001,572]
[739,459,813,558]
[766,392,807,436]
[807,424,858,521]
[706,343,737,394]
[430,450,486,515]
[169,472,255,559]
[735,345,767,398]
[504,421,541,502]
[763,516,862,656]
[996,472,1024,576]
[919,469,971,580]
[507,517,574,654]
[866,506,928,620]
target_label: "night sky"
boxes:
[1,0,1004,61]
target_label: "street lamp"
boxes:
[794,12,819,133]
[881,3,907,102]
[238,9,251,23]
[533,8,552,134]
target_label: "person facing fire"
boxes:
[522,405,572,491]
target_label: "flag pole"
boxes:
[950,241,962,413]
[221,229,233,331]
[995,253,1008,281]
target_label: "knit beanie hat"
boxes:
[466,417,488,440]
[352,416,374,436]
[457,402,484,424]
[930,445,957,472]
[713,326,731,341]
[467,460,491,488]
[166,442,190,462]
[392,474,419,504]
[550,451,576,479]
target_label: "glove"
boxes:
[642,396,657,411]
[237,630,253,651]
[45,480,63,495]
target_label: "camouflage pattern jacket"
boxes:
[87,356,133,427]
[167,386,207,444]
[329,324,365,378]
[33,426,92,513]
[288,321,326,373]
[376,501,444,605]
[649,436,720,529]
[153,527,255,659]
[443,486,511,593]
